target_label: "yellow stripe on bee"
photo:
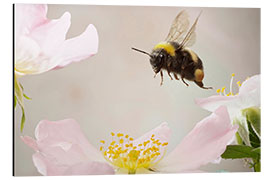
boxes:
[194,69,204,82]
[184,48,198,63]
[153,42,176,56]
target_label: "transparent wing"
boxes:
[179,11,202,48]
[165,10,190,43]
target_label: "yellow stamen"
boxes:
[111,132,115,136]
[237,81,241,87]
[217,73,248,97]
[100,133,168,174]
[221,86,226,93]
[162,142,168,146]
[110,141,116,146]
[117,133,123,137]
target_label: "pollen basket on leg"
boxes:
[100,132,169,173]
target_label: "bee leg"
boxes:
[194,81,213,90]
[160,71,164,86]
[167,70,173,80]
[154,73,157,78]
[181,75,189,87]
[173,73,179,80]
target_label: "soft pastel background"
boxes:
[15,5,260,176]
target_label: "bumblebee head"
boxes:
[131,47,166,73]
[150,50,166,73]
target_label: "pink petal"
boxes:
[132,122,171,163]
[20,136,38,151]
[239,74,260,95]
[35,119,103,162]
[133,122,171,144]
[32,153,114,176]
[52,24,99,69]
[15,4,48,38]
[157,106,238,172]
[22,119,114,175]
[15,4,99,75]
[63,161,115,175]
[29,12,71,56]
[15,12,72,74]
[195,95,237,112]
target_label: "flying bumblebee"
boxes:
[132,10,212,89]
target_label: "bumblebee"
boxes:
[132,10,212,89]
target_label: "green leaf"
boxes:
[247,120,260,148]
[242,107,260,137]
[252,147,261,154]
[221,145,260,160]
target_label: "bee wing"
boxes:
[179,11,202,48]
[165,10,190,42]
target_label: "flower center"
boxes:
[216,73,244,96]
[100,133,168,174]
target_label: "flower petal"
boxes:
[63,161,115,175]
[132,122,171,163]
[21,136,38,151]
[157,106,238,172]
[29,12,71,56]
[239,74,260,95]
[52,24,99,69]
[32,153,114,175]
[195,75,260,115]
[195,95,238,113]
[15,36,42,76]
[133,122,171,145]
[15,4,48,38]
[34,119,103,162]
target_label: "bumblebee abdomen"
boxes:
[182,48,199,63]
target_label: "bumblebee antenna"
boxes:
[131,47,152,57]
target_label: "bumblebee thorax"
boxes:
[153,41,176,57]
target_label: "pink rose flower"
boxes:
[195,74,260,145]
[14,4,99,131]
[21,106,237,175]
[15,4,98,76]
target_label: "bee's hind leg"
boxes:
[181,75,189,87]
[160,70,164,86]
[173,73,179,80]
[194,81,213,90]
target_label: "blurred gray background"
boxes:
[15,5,260,176]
